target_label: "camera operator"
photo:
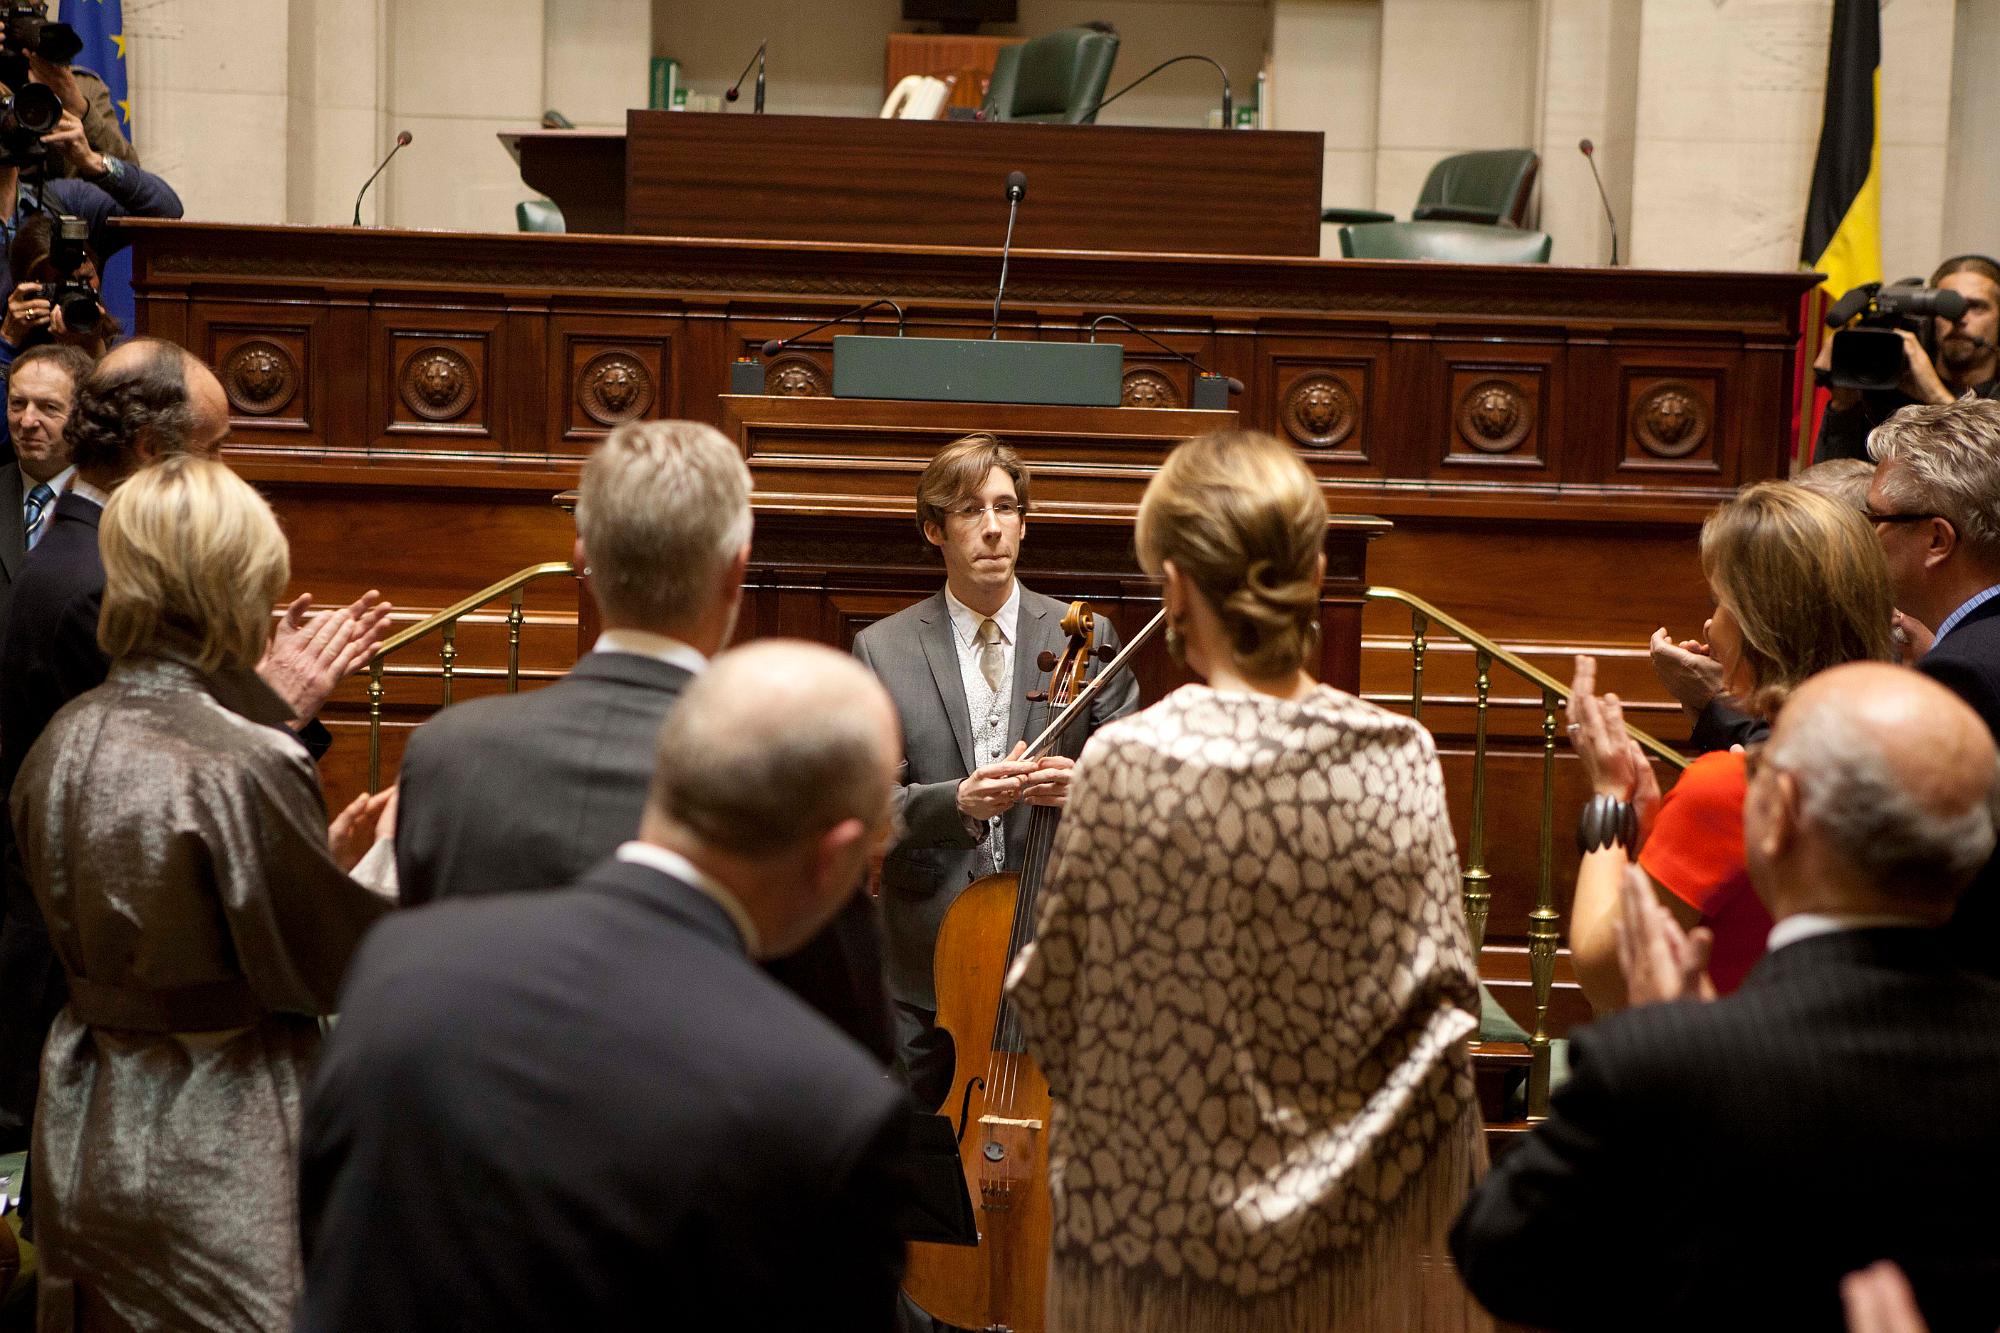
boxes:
[0,213,105,451]
[0,1,135,175]
[1814,255,2000,463]
[0,108,180,312]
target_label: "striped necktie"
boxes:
[23,482,55,550]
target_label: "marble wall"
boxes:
[110,0,1997,277]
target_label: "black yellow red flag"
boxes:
[1801,0,1881,298]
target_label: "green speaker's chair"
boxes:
[1338,220,1552,263]
[980,27,1120,124]
[1322,148,1539,228]
[515,199,566,234]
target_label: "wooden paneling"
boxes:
[884,32,1019,112]
[622,111,1324,257]
[127,221,1818,1035]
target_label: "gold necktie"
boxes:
[977,617,1006,693]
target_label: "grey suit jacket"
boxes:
[0,463,26,621]
[394,651,695,906]
[852,586,1139,1008]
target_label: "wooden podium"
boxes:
[503,111,1324,254]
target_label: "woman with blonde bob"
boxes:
[1008,431,1488,1332]
[1566,481,1897,1009]
[10,456,393,1331]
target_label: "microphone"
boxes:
[352,130,412,227]
[726,41,768,113]
[1088,315,1243,410]
[990,171,1026,341]
[1085,55,1232,128]
[1577,139,1619,267]
[758,299,907,359]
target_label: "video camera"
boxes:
[1823,280,1970,392]
[44,214,99,335]
[0,1,80,170]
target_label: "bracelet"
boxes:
[1576,794,1639,855]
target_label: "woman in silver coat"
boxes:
[9,456,394,1332]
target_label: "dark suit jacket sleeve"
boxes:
[792,1096,909,1329]
[1919,652,2000,734]
[390,722,443,907]
[1687,698,1766,755]
[1451,1026,1691,1331]
[853,630,978,850]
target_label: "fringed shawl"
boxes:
[1007,684,1489,1332]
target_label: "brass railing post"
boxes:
[1409,610,1430,724]
[1527,688,1561,1119]
[1462,647,1494,954]
[367,660,385,794]
[506,588,527,693]
[440,623,458,709]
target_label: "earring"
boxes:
[1164,621,1186,666]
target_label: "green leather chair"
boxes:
[515,199,566,234]
[1322,148,1539,228]
[1338,220,1553,263]
[980,27,1119,124]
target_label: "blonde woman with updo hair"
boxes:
[1007,431,1488,1332]
[9,456,393,1332]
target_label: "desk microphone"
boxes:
[990,171,1026,341]
[726,41,768,112]
[1085,55,1232,128]
[352,130,412,227]
[1578,139,1619,267]
[758,299,907,359]
[1088,315,1242,410]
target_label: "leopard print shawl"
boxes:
[1008,684,1488,1332]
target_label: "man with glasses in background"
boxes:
[1865,397,2000,974]
[852,434,1137,1115]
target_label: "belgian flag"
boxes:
[1801,0,1881,298]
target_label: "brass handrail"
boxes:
[365,561,576,790]
[1366,586,1690,1120]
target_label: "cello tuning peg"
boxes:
[1095,645,1116,662]
[1037,650,1057,671]
[1025,690,1047,703]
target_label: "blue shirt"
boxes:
[1934,584,2000,645]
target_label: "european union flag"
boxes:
[59,0,133,334]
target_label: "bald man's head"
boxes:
[1751,662,2000,916]
[71,338,230,485]
[648,641,898,855]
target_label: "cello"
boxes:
[902,601,1162,1333]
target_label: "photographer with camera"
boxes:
[1814,255,2000,463]
[0,1,135,175]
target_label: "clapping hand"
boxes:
[1614,862,1714,1007]
[1649,627,1726,715]
[327,786,397,873]
[258,590,393,726]
[1566,656,1662,824]
[1841,1262,1929,1333]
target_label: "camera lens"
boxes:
[55,288,99,335]
[10,82,60,135]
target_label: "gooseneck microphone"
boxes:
[726,41,768,113]
[352,130,413,227]
[1578,139,1619,267]
[990,171,1027,341]
[1086,55,1232,128]
[759,299,907,359]
[1087,315,1243,409]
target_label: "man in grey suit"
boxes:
[395,419,752,908]
[853,435,1138,1110]
[0,345,92,623]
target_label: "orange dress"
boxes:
[1638,750,1771,994]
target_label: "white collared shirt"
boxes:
[22,462,75,496]
[943,579,1020,657]
[69,476,109,508]
[1766,911,1934,954]
[615,840,762,957]
[592,628,708,676]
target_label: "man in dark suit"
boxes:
[1453,663,2000,1332]
[0,345,91,626]
[299,641,912,1332]
[851,435,1138,1111]
[390,419,890,1058]
[1865,397,2000,973]
[394,419,750,907]
[0,339,384,1154]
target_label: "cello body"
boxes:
[901,867,1054,1333]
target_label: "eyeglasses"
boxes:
[1860,509,1941,526]
[948,500,1023,523]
